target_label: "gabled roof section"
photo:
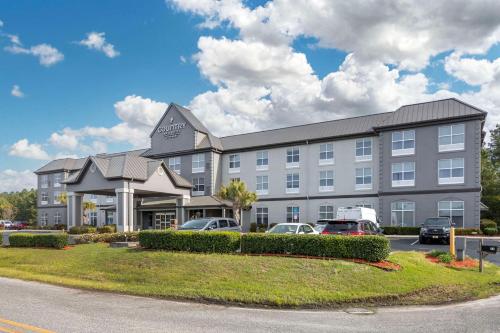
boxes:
[64,153,191,188]
[35,157,86,174]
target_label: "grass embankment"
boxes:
[0,243,498,308]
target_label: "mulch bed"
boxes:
[425,254,478,269]
[241,253,401,271]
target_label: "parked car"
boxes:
[320,219,382,235]
[419,217,453,244]
[0,220,13,229]
[266,223,319,235]
[178,218,241,232]
[336,207,380,228]
[13,221,29,230]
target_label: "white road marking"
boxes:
[410,239,419,245]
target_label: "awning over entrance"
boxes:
[63,153,192,231]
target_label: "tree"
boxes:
[217,180,257,224]
[83,201,96,225]
[0,197,17,220]
[57,192,68,205]
[489,124,500,167]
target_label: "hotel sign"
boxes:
[157,117,186,139]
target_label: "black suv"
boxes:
[419,217,454,244]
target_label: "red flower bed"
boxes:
[425,254,477,269]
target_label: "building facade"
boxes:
[35,98,486,231]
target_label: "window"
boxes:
[391,201,415,226]
[256,207,269,228]
[219,219,229,228]
[355,203,373,209]
[256,151,269,171]
[286,206,300,223]
[192,153,205,173]
[392,130,415,156]
[89,194,97,203]
[192,177,205,196]
[40,175,48,188]
[355,138,372,161]
[40,213,48,226]
[88,210,97,226]
[168,157,181,174]
[53,173,63,187]
[355,167,372,190]
[41,192,48,205]
[106,212,115,225]
[230,177,240,183]
[53,191,61,204]
[229,154,240,173]
[319,143,334,165]
[439,124,465,152]
[299,225,315,234]
[319,170,334,192]
[438,158,464,184]
[256,175,269,195]
[392,162,415,187]
[106,196,114,203]
[286,173,300,193]
[319,205,334,220]
[286,147,300,168]
[54,212,62,224]
[438,201,464,228]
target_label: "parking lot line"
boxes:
[0,318,54,333]
[410,239,419,245]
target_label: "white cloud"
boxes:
[0,169,36,192]
[444,52,500,86]
[9,139,50,160]
[78,32,120,58]
[10,85,24,98]
[5,43,64,67]
[49,131,80,150]
[180,55,187,63]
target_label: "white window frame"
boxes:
[168,157,181,174]
[391,162,415,187]
[40,212,48,226]
[229,154,240,173]
[318,205,334,220]
[229,177,240,183]
[319,143,334,165]
[439,124,465,152]
[53,191,61,205]
[355,138,372,162]
[355,167,372,190]
[256,175,269,195]
[286,147,300,169]
[438,158,464,184]
[192,177,205,196]
[54,211,62,225]
[286,173,300,194]
[286,206,300,223]
[438,201,465,228]
[256,151,269,171]
[89,210,97,226]
[256,207,269,228]
[53,173,63,188]
[192,153,205,173]
[392,130,415,156]
[319,170,334,192]
[40,175,48,189]
[41,192,48,205]
[390,201,415,226]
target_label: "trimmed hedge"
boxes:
[9,233,68,249]
[240,234,390,262]
[483,227,498,236]
[97,225,116,234]
[480,219,497,232]
[69,226,97,234]
[73,232,139,244]
[382,226,420,235]
[139,230,240,253]
[455,228,482,236]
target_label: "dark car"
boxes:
[320,219,382,235]
[419,217,453,244]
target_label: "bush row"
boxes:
[138,231,390,262]
[68,226,97,234]
[9,233,68,249]
[96,225,117,234]
[382,226,420,235]
[72,232,139,244]
[454,228,482,235]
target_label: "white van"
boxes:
[336,207,379,228]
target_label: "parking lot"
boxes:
[389,236,500,265]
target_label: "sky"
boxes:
[1,0,500,192]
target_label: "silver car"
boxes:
[178,218,241,232]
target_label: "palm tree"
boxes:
[83,201,96,225]
[57,192,67,205]
[217,180,257,225]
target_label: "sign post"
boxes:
[479,238,484,273]
[449,226,455,257]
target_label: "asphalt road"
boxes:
[0,277,499,333]
[389,236,500,265]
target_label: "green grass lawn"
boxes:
[0,243,498,308]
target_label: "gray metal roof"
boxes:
[35,157,86,174]
[220,98,486,151]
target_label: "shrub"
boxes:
[249,223,257,233]
[437,253,453,264]
[139,230,240,253]
[240,234,390,262]
[454,228,482,236]
[97,225,115,234]
[480,219,497,232]
[382,226,420,235]
[249,223,267,233]
[9,233,68,249]
[483,227,498,236]
[69,226,97,234]
[73,232,139,244]
[428,250,448,258]
[0,224,4,230]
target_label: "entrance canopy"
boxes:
[63,153,192,231]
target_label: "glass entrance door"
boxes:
[154,212,176,230]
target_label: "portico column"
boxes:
[115,188,130,233]
[66,192,83,230]
[176,195,190,225]
[127,189,135,232]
